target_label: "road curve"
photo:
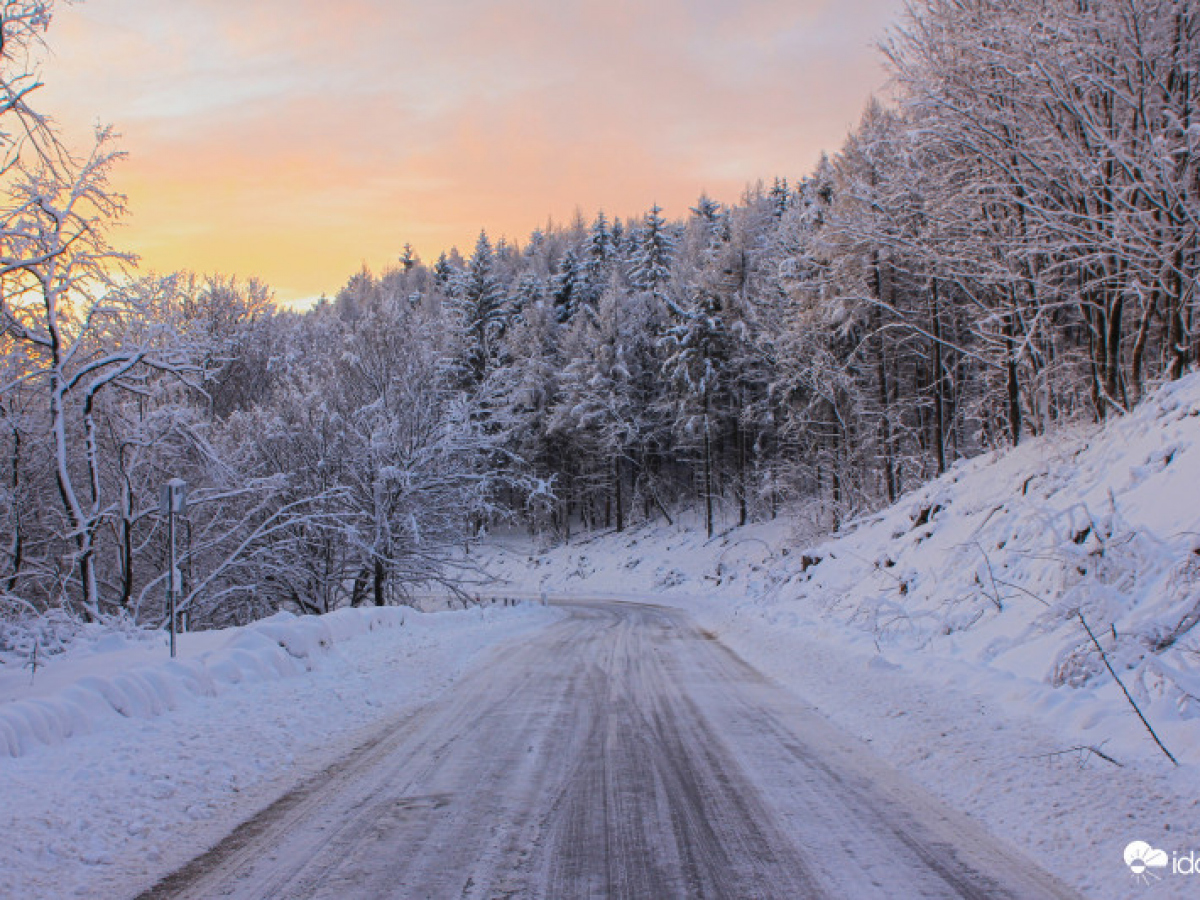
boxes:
[138,598,1084,899]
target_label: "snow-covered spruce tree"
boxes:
[551,247,583,324]
[768,177,793,219]
[628,204,676,298]
[580,210,615,311]
[446,231,508,388]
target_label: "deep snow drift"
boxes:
[0,601,558,898]
[478,373,1200,900]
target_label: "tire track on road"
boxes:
[139,598,1085,900]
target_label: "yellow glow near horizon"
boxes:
[39,0,901,309]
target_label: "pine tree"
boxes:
[399,243,419,272]
[552,248,582,323]
[629,204,675,295]
[448,231,507,385]
[580,211,614,310]
[588,211,612,264]
[433,252,456,288]
[769,177,792,218]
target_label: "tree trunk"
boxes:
[614,457,624,532]
[50,379,99,619]
[1105,288,1125,411]
[119,479,134,610]
[703,400,714,539]
[1166,244,1189,379]
[374,556,387,606]
[870,255,897,503]
[736,410,747,527]
[930,279,947,475]
[1003,309,1022,445]
[3,405,22,594]
[350,565,370,607]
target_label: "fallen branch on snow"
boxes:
[1025,744,1124,769]
[1077,610,1178,766]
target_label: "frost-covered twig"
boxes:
[25,636,39,684]
[1025,744,1123,768]
[991,577,1050,608]
[1077,611,1178,766]
[974,542,1003,611]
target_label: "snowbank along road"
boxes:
[139,598,1083,899]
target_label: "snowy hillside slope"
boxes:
[478,372,1200,900]
[486,373,1200,765]
[0,602,558,898]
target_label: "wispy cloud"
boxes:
[42,0,901,304]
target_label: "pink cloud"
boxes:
[41,0,901,303]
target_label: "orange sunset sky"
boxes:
[41,0,902,307]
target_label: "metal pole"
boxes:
[168,506,177,658]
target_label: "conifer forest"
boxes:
[2,0,1197,630]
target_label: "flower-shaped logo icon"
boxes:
[1125,841,1169,885]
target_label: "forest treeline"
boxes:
[1,0,1197,630]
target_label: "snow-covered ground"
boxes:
[477,373,1200,900]
[0,601,559,898]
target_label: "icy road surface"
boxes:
[139,599,1083,899]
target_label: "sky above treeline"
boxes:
[42,0,902,307]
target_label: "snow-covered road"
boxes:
[139,598,1083,899]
